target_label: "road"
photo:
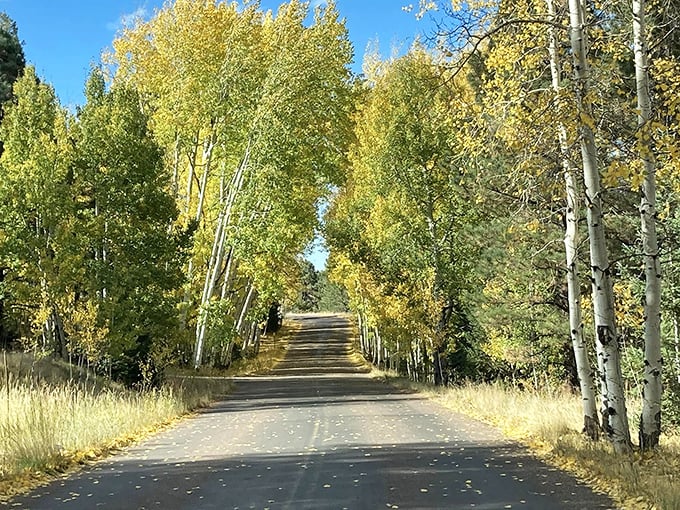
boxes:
[9,313,615,509]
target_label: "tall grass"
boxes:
[0,325,296,501]
[0,322,295,501]
[378,372,680,510]
[0,375,230,496]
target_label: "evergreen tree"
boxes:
[0,12,25,105]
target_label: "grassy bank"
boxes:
[376,371,680,510]
[0,377,228,494]
[0,325,291,501]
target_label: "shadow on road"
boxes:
[271,313,368,376]
[201,375,422,414]
[15,442,612,510]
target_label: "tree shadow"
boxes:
[9,442,615,509]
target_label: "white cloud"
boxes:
[312,0,328,8]
[107,6,147,32]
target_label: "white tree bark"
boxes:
[180,131,216,321]
[183,133,198,219]
[568,0,631,452]
[633,0,663,450]
[546,0,600,439]
[194,133,216,225]
[192,146,250,369]
[220,247,236,300]
[235,282,256,337]
[193,199,230,368]
[357,312,366,355]
[178,133,200,329]
[171,132,181,201]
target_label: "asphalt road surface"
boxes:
[9,313,615,509]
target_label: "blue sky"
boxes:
[1,1,431,270]
[1,0,430,107]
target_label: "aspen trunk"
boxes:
[178,137,198,329]
[406,349,413,380]
[546,0,600,440]
[633,0,663,450]
[194,134,216,225]
[242,321,255,353]
[192,146,249,368]
[183,134,198,219]
[253,325,261,355]
[361,314,370,358]
[171,132,181,200]
[357,312,363,354]
[374,327,382,367]
[235,283,256,337]
[180,132,217,328]
[220,248,236,300]
[193,208,229,368]
[568,0,631,453]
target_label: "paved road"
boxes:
[9,314,615,509]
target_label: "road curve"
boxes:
[8,313,615,509]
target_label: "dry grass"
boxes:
[0,374,230,501]
[375,371,680,510]
[0,324,292,501]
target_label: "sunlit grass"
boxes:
[374,370,680,510]
[0,324,292,500]
[0,374,230,500]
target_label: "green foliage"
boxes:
[0,65,187,385]
[73,68,187,362]
[0,66,73,353]
[327,48,482,383]
[317,271,349,313]
[664,378,680,428]
[110,0,355,368]
[292,259,320,312]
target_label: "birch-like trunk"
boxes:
[235,283,256,337]
[220,248,236,300]
[180,132,217,328]
[633,0,663,450]
[183,134,198,219]
[546,0,600,440]
[194,134,216,226]
[192,147,249,369]
[193,207,229,369]
[374,327,382,367]
[568,0,632,452]
[171,132,181,201]
[179,136,199,329]
[357,312,366,356]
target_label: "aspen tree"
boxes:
[113,1,352,368]
[567,0,631,452]
[633,0,663,450]
[546,0,600,439]
[0,67,71,356]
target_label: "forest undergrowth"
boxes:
[0,324,292,502]
[375,369,680,510]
